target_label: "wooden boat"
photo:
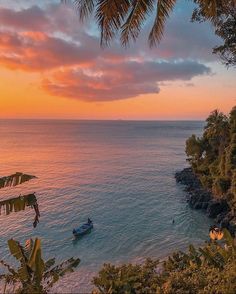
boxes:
[73,220,93,237]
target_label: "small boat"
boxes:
[73,219,93,237]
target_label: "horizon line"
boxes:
[0,118,206,122]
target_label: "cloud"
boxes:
[0,4,90,37]
[0,6,50,31]
[0,30,99,71]
[0,2,214,102]
[0,1,220,62]
[42,60,211,101]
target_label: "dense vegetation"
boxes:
[192,0,236,67]
[93,229,236,293]
[186,106,236,211]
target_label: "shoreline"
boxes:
[175,167,236,236]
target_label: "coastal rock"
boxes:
[217,212,236,236]
[215,211,229,224]
[175,168,212,210]
[175,168,200,186]
[207,200,229,218]
[228,220,236,237]
[175,167,236,236]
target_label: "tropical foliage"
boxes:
[63,0,236,65]
[0,193,37,215]
[192,0,236,66]
[0,173,36,189]
[0,173,80,294]
[0,193,40,228]
[0,238,80,294]
[186,106,236,209]
[93,229,236,293]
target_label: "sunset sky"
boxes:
[0,0,235,120]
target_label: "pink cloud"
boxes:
[0,30,98,71]
[42,60,210,102]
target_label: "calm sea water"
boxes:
[0,120,213,291]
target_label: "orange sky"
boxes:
[1,65,235,120]
[0,1,235,120]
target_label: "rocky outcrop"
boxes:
[175,167,235,236]
[175,168,212,210]
[207,200,229,218]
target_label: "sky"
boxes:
[0,0,235,120]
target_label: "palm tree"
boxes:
[62,0,234,47]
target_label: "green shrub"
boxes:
[93,230,236,294]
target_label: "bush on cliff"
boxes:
[186,106,236,209]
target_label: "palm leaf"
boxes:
[7,239,30,282]
[95,0,130,46]
[72,0,95,21]
[44,257,80,289]
[44,257,80,279]
[8,239,26,262]
[0,260,18,277]
[44,258,56,271]
[149,0,176,47]
[34,249,45,287]
[24,239,34,259]
[28,238,41,271]
[0,173,35,189]
[0,194,37,216]
[121,0,154,46]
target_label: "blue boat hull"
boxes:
[73,223,93,237]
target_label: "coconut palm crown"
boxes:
[62,0,235,47]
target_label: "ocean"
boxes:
[0,120,213,291]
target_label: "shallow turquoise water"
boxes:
[0,120,213,288]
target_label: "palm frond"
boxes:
[95,0,131,46]
[72,0,95,21]
[0,260,18,277]
[149,0,176,47]
[121,0,155,46]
